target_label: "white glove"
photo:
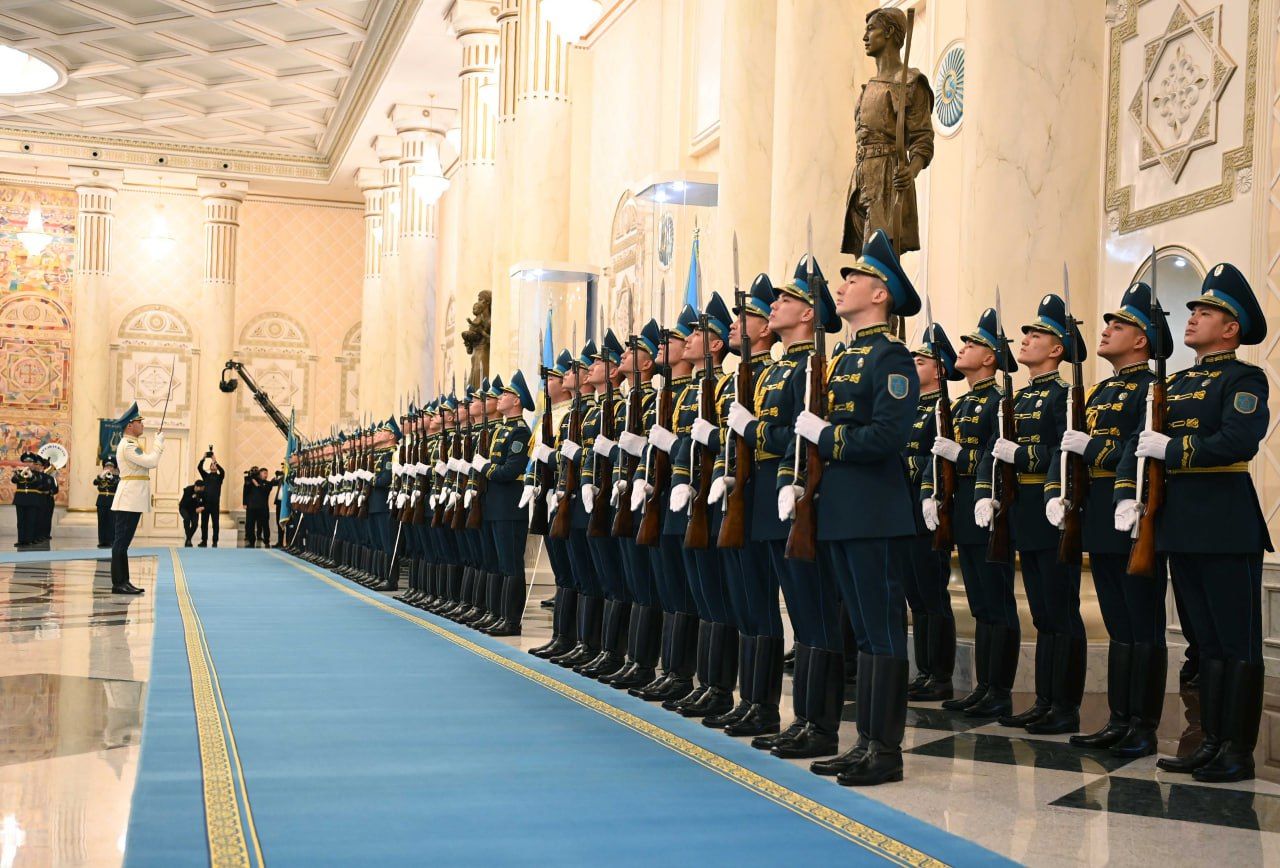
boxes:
[1045,496,1065,529]
[922,498,939,531]
[534,443,554,464]
[630,482,653,512]
[581,485,598,514]
[434,461,447,477]
[1136,430,1171,460]
[447,490,460,507]
[992,437,1019,464]
[931,436,962,462]
[1115,498,1139,533]
[463,490,475,509]
[709,477,734,505]
[974,498,995,529]
[777,484,803,522]
[154,431,166,449]
[691,418,716,446]
[1061,429,1093,456]
[546,491,560,513]
[472,454,489,472]
[728,401,757,437]
[561,439,581,461]
[619,431,646,457]
[518,485,534,509]
[593,435,616,458]
[648,425,677,453]
[448,457,464,473]
[612,479,627,506]
[669,483,692,513]
[795,411,831,445]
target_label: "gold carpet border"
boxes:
[271,552,948,868]
[171,549,263,868]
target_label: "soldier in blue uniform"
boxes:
[11,452,42,549]
[34,454,57,544]
[466,377,508,629]
[94,458,120,548]
[903,324,962,701]
[1116,263,1270,783]
[668,293,737,719]
[785,229,920,786]
[923,308,1021,719]
[367,417,399,590]
[1044,282,1171,757]
[630,306,702,704]
[978,294,1088,733]
[704,276,781,736]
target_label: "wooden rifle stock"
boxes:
[549,392,582,540]
[589,372,617,538]
[612,345,643,538]
[452,415,473,531]
[684,363,716,549]
[785,345,825,562]
[432,428,453,527]
[718,347,754,550]
[986,390,1018,564]
[932,375,957,551]
[1127,378,1166,578]
[466,410,491,530]
[1057,381,1089,566]
[637,357,674,547]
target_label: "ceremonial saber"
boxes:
[157,356,177,432]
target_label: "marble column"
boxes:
[491,0,519,377]
[767,0,875,278]
[66,166,124,518]
[356,168,385,415]
[451,3,500,381]
[393,105,451,400]
[195,178,248,476]
[375,135,401,408]
[715,0,777,284]
[508,0,572,369]
[960,0,1104,334]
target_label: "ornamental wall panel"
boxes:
[111,305,196,433]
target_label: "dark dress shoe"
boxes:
[725,704,781,738]
[1157,738,1222,773]
[1070,717,1130,749]
[631,671,671,698]
[679,687,733,718]
[771,723,839,759]
[611,666,656,690]
[579,653,625,680]
[703,699,751,729]
[1192,743,1254,783]
[472,614,499,631]
[997,698,1049,727]
[553,644,596,668]
[598,661,637,686]
[836,743,903,787]
[1025,706,1079,735]
[530,637,575,659]
[909,677,954,702]
[1109,725,1158,758]
[809,738,869,773]
[752,720,806,751]
[665,684,707,712]
[540,598,556,609]
[112,585,144,595]
[941,685,987,711]
[486,621,521,637]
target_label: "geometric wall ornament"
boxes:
[0,336,69,412]
[112,305,196,432]
[0,294,71,332]
[117,304,193,346]
[1130,1,1236,182]
[933,41,965,136]
[240,312,311,355]
[338,322,360,427]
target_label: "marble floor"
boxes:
[3,551,1279,867]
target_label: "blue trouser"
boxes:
[772,540,842,649]
[588,536,627,601]
[820,537,909,659]
[957,543,1018,628]
[547,535,573,587]
[110,510,142,586]
[687,545,731,624]
[1091,553,1167,646]
[1169,553,1263,664]
[488,519,528,577]
[731,539,782,637]
[1020,547,1084,638]
[903,533,954,620]
[621,537,659,607]
[655,535,696,615]
[479,525,499,573]
[567,530,601,596]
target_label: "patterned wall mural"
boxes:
[0,185,75,504]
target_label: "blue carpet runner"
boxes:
[27,547,1014,867]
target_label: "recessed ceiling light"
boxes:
[0,46,65,95]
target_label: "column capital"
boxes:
[197,177,249,202]
[390,103,455,136]
[449,0,499,36]
[356,167,384,193]
[375,134,403,164]
[67,165,123,191]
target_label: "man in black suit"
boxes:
[198,451,225,547]
[179,480,205,547]
[244,467,275,548]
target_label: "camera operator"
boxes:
[179,479,205,547]
[272,466,285,547]
[197,447,225,547]
[244,467,277,548]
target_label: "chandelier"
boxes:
[408,138,450,205]
[143,177,176,259]
[17,203,52,257]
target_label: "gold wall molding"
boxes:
[1105,0,1260,233]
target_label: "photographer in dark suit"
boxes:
[197,448,225,547]
[244,467,276,548]
[179,480,205,547]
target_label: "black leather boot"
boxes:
[969,624,1018,719]
[755,643,809,751]
[487,574,527,636]
[578,599,627,678]
[1111,642,1167,758]
[943,623,989,711]
[640,612,697,702]
[783,644,796,673]
[705,634,754,729]
[611,605,660,689]
[601,602,644,687]
[1158,657,1224,773]
[531,588,576,657]
[727,635,784,737]
[631,611,675,698]
[1027,633,1085,735]
[1193,660,1263,783]
[667,620,713,712]
[1072,641,1132,748]
[908,611,930,693]
[912,615,955,701]
[838,655,908,786]
[679,622,735,718]
[992,628,1046,724]
[552,594,602,668]
[807,650,869,769]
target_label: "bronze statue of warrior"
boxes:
[841,7,935,256]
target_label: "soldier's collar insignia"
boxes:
[919,389,940,402]
[1201,350,1237,365]
[971,376,996,391]
[1031,370,1061,384]
[887,373,910,400]
[1118,362,1151,376]
[786,340,815,357]
[1235,392,1259,414]
[856,323,892,340]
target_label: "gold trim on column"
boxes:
[1104,0,1260,233]
[271,552,949,868]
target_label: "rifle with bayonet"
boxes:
[719,233,751,549]
[685,313,716,550]
[1128,247,1165,578]
[589,331,617,538]
[613,335,644,538]
[786,224,826,562]
[637,328,674,547]
[530,362,554,536]
[453,396,474,531]
[550,332,583,540]
[467,384,491,529]
[987,288,1017,564]
[924,294,958,551]
[1058,264,1088,566]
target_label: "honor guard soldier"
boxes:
[979,294,1088,734]
[111,402,165,594]
[1046,282,1171,758]
[366,416,400,591]
[477,370,534,636]
[743,260,848,762]
[1117,262,1270,783]
[34,454,57,544]
[706,275,782,737]
[669,293,737,719]
[94,458,120,548]
[630,306,702,704]
[11,452,42,549]
[903,324,962,701]
[785,229,921,786]
[923,308,1021,718]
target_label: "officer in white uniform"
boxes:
[110,402,165,594]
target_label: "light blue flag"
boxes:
[684,227,701,309]
[280,408,296,523]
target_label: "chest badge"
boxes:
[857,358,865,370]
[887,373,909,400]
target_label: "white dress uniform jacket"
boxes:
[111,434,165,513]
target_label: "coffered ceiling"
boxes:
[0,0,462,196]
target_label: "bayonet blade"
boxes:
[806,217,814,283]
[732,231,740,293]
